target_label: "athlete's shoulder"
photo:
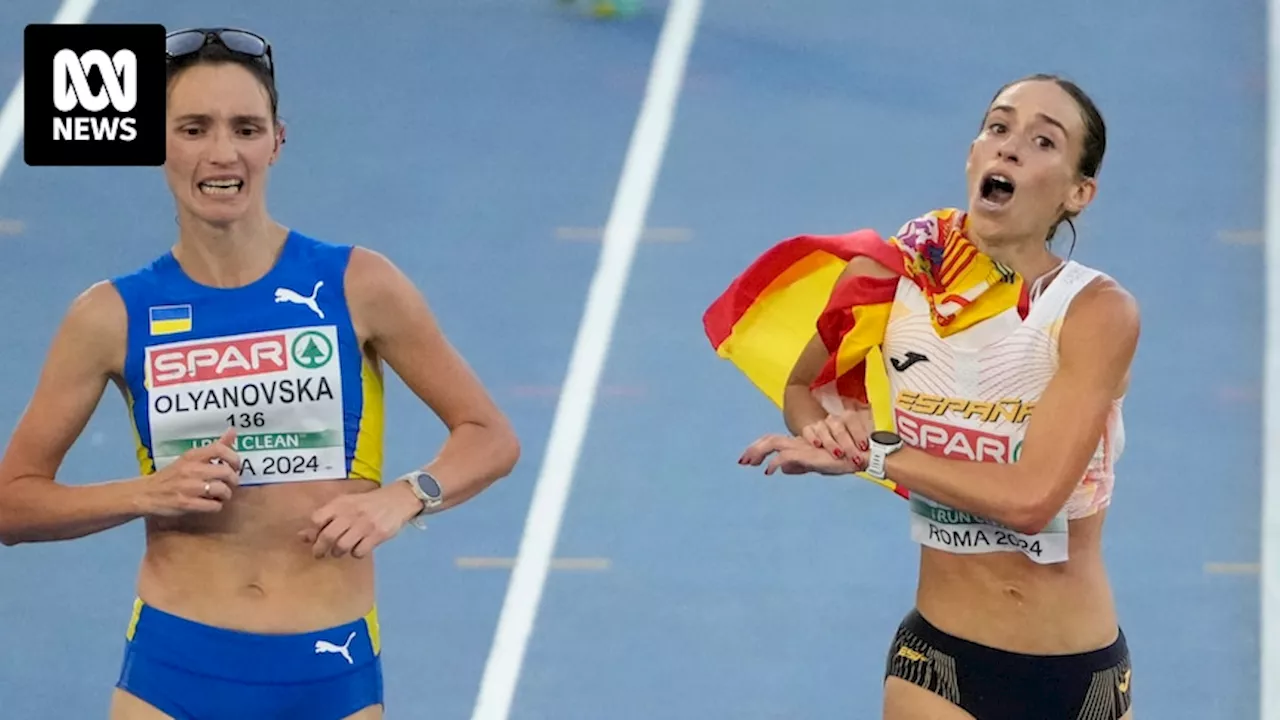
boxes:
[343,246,410,294]
[73,279,127,317]
[60,280,127,357]
[1073,266,1139,323]
[337,246,430,343]
[1063,268,1140,355]
[841,252,901,280]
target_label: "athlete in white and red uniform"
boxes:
[743,74,1139,719]
[885,252,1125,567]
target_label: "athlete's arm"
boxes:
[883,278,1140,535]
[0,283,145,544]
[783,255,898,437]
[783,334,835,435]
[347,247,520,514]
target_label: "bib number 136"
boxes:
[227,412,265,429]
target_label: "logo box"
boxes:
[24,23,166,167]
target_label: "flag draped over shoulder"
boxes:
[703,208,1030,500]
[702,228,904,407]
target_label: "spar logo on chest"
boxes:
[893,390,1034,463]
[145,330,336,414]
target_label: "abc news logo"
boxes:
[53,48,139,142]
[24,24,165,167]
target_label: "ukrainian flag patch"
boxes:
[149,305,192,336]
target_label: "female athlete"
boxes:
[0,28,519,719]
[738,75,1138,719]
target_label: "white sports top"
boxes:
[880,260,1125,565]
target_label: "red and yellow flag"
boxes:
[704,208,1030,499]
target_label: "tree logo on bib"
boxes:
[291,331,334,369]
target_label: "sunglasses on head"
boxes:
[165,28,274,77]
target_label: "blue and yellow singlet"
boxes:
[110,231,383,485]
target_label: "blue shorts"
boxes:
[116,598,383,720]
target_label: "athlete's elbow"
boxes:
[495,431,521,480]
[486,419,521,481]
[0,506,27,546]
[1003,508,1054,537]
[0,482,22,545]
[1003,486,1064,536]
[0,500,41,546]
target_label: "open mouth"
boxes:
[198,177,244,196]
[979,173,1015,208]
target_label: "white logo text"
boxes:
[52,48,138,142]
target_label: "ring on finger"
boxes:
[203,480,211,497]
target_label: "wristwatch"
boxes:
[402,470,444,528]
[865,431,904,480]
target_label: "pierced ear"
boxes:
[270,122,287,165]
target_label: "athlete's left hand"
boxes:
[740,434,863,476]
[300,482,422,559]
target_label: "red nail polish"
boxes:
[833,448,844,458]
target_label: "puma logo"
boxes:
[890,351,929,372]
[1117,668,1131,694]
[274,280,325,319]
[314,630,356,664]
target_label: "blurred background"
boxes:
[0,0,1265,718]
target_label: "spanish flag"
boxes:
[703,208,1029,499]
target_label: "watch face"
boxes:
[870,430,901,445]
[415,472,442,499]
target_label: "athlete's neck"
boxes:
[173,212,290,289]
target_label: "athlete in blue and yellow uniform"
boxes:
[115,233,384,489]
[0,29,520,720]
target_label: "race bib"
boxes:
[144,326,347,485]
[909,497,1068,564]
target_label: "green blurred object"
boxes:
[593,0,641,17]
[558,0,642,19]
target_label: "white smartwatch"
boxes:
[401,470,444,529]
[865,431,904,480]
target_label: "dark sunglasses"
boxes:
[165,28,274,77]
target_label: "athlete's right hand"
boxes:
[135,428,242,517]
[799,403,872,462]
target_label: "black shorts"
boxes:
[884,609,1132,720]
